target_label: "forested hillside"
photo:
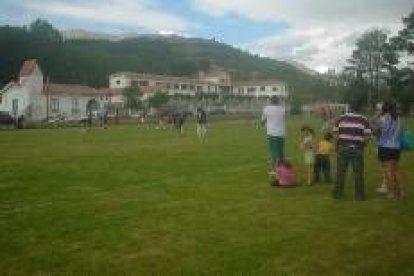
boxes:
[0,19,332,100]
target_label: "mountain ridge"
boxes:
[0,22,332,100]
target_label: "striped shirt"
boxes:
[333,113,372,150]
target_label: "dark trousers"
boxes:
[314,154,331,183]
[267,136,284,166]
[333,148,365,200]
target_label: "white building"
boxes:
[0,60,44,120]
[44,84,120,120]
[109,72,231,97]
[0,60,121,122]
[232,80,288,98]
[109,71,288,99]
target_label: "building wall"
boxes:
[0,83,30,117]
[232,83,287,98]
[109,74,132,89]
[109,72,289,100]
[26,66,45,120]
[43,95,112,119]
[110,73,230,96]
[0,64,45,121]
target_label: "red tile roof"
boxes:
[44,83,121,96]
[233,80,285,86]
[19,59,38,77]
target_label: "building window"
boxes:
[166,83,171,89]
[51,98,59,113]
[260,86,266,91]
[247,87,256,93]
[72,98,79,115]
[174,83,179,89]
[181,84,187,90]
[116,79,121,86]
[196,86,203,92]
[189,85,195,90]
[272,87,278,92]
[139,80,149,86]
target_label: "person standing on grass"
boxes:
[174,112,186,134]
[314,132,334,184]
[370,104,387,194]
[262,95,286,168]
[333,102,372,201]
[300,125,316,185]
[196,107,208,143]
[87,108,93,129]
[375,100,403,199]
[320,104,332,131]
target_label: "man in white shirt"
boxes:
[262,96,286,167]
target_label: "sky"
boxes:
[0,0,413,73]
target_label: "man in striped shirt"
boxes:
[333,104,372,200]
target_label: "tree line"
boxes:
[341,8,414,113]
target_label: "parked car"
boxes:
[0,111,24,128]
[0,111,14,127]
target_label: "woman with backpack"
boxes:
[375,100,403,199]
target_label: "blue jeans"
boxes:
[333,148,365,200]
[268,136,284,166]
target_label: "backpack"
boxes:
[400,128,414,151]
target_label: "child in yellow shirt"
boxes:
[314,132,334,183]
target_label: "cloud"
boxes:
[245,23,386,72]
[191,0,411,26]
[246,22,404,73]
[191,0,413,72]
[25,0,190,33]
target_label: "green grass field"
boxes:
[1,117,414,275]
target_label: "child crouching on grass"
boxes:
[300,125,315,185]
[269,160,295,187]
[314,132,334,183]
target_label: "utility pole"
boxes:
[45,76,49,121]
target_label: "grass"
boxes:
[0,116,414,275]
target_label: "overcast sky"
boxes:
[1,0,413,73]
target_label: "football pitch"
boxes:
[1,116,414,275]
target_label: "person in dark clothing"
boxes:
[196,107,208,143]
[332,103,372,200]
[174,112,186,134]
[87,109,92,128]
[16,115,24,129]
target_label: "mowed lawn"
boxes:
[1,116,414,275]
